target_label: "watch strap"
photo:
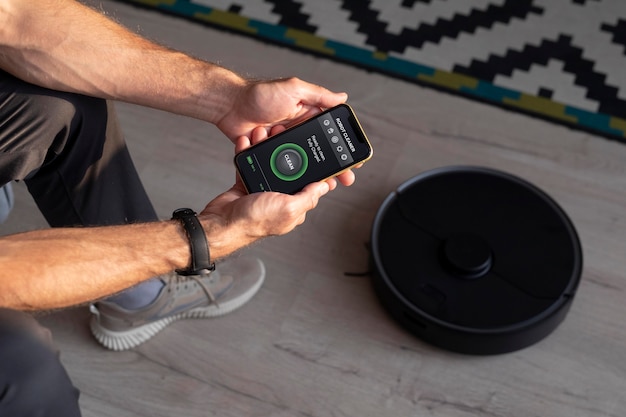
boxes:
[172,208,215,275]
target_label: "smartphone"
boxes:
[234,104,373,194]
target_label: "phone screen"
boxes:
[235,104,372,194]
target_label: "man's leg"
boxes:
[0,69,165,311]
[0,71,265,351]
[0,309,82,417]
[0,70,157,226]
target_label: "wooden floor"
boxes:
[2,1,626,416]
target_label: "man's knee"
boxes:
[0,310,81,417]
[9,91,109,162]
[0,71,110,182]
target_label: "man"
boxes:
[0,1,357,415]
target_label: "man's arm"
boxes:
[0,0,348,140]
[0,0,245,126]
[0,0,354,181]
[0,220,189,311]
[0,178,331,311]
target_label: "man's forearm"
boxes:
[0,215,251,311]
[0,221,189,310]
[0,0,245,124]
[0,168,330,311]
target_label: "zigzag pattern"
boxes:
[120,0,626,143]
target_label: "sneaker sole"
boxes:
[89,262,265,351]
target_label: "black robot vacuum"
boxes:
[370,166,583,355]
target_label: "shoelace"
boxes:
[189,274,220,308]
[170,272,220,308]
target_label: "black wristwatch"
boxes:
[172,208,215,275]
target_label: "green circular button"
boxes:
[270,143,308,181]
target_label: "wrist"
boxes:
[197,64,248,125]
[197,213,255,260]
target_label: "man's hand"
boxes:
[198,126,334,256]
[216,77,348,141]
[199,180,329,246]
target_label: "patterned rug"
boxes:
[119,0,626,144]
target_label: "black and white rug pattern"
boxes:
[122,0,626,143]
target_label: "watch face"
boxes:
[173,208,196,218]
